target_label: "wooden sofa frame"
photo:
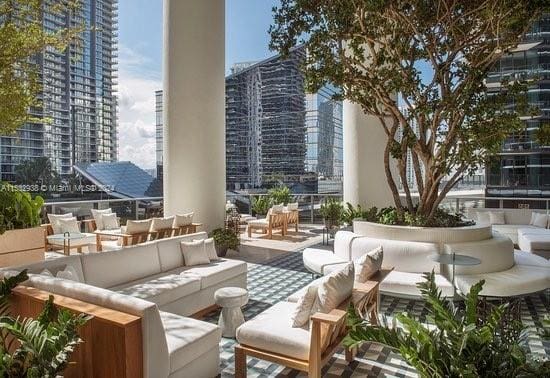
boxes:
[235,269,391,378]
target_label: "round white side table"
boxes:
[214,287,248,338]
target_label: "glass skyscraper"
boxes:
[0,0,118,182]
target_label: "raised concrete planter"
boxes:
[0,227,45,267]
[352,220,491,245]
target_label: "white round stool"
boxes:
[214,287,249,338]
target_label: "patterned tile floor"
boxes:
[204,252,549,377]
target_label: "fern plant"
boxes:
[345,271,549,377]
[0,270,90,377]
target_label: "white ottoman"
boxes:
[214,287,249,338]
[518,228,550,259]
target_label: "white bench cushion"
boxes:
[380,271,454,298]
[160,311,221,374]
[112,274,201,306]
[48,233,96,247]
[303,248,346,275]
[455,265,550,297]
[518,228,550,252]
[174,258,247,289]
[236,301,310,360]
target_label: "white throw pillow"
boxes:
[151,216,175,231]
[477,212,490,224]
[203,238,220,261]
[488,211,505,225]
[57,217,80,234]
[316,262,354,313]
[56,265,80,282]
[181,240,210,266]
[291,284,318,328]
[272,204,284,213]
[175,212,194,227]
[91,208,113,230]
[287,202,299,211]
[47,213,73,234]
[355,246,383,283]
[125,219,152,234]
[530,212,549,228]
[102,213,120,230]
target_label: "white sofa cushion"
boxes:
[157,233,208,271]
[47,233,96,248]
[316,262,354,313]
[455,265,550,297]
[355,246,383,283]
[489,211,505,225]
[9,255,86,282]
[291,284,318,328]
[91,208,113,230]
[47,213,74,234]
[113,274,202,306]
[152,216,175,231]
[80,243,162,288]
[126,219,153,234]
[102,213,120,230]
[204,238,220,261]
[24,275,170,378]
[333,231,359,261]
[530,213,549,228]
[174,212,194,227]
[57,217,80,233]
[518,228,550,255]
[302,248,346,275]
[181,240,210,266]
[236,301,310,360]
[160,311,221,374]
[56,265,81,282]
[177,258,248,289]
[380,271,454,298]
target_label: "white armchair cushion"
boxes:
[287,202,299,211]
[102,213,120,230]
[489,211,505,225]
[203,238,220,261]
[125,219,152,234]
[272,204,284,213]
[355,246,383,283]
[151,216,175,231]
[175,212,194,227]
[57,217,80,234]
[316,262,354,313]
[530,213,548,228]
[91,208,113,230]
[56,265,81,282]
[180,240,210,266]
[47,213,73,234]
[290,284,318,328]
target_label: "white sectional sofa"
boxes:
[2,232,247,378]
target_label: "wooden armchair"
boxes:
[285,209,299,233]
[95,230,153,252]
[247,210,287,239]
[173,222,202,236]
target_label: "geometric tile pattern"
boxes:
[203,252,549,377]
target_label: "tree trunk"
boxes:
[384,140,404,218]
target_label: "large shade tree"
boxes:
[270,0,547,223]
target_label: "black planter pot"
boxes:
[215,245,229,257]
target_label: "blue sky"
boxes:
[117,0,278,168]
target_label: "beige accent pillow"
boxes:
[291,284,318,328]
[175,212,194,227]
[102,213,120,230]
[57,217,80,234]
[125,219,152,234]
[316,262,354,313]
[47,213,73,234]
[530,213,548,228]
[91,208,113,230]
[203,238,219,261]
[181,240,210,266]
[151,216,175,231]
[488,211,505,225]
[287,202,299,211]
[56,265,81,282]
[355,246,383,283]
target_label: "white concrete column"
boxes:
[343,101,394,208]
[163,0,225,230]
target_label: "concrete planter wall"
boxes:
[352,220,492,245]
[0,227,45,267]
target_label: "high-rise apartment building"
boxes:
[486,14,550,203]
[225,46,343,192]
[0,0,118,182]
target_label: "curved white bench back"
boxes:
[444,233,514,275]
[466,208,546,225]
[334,230,359,261]
[351,236,440,273]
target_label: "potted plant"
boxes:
[0,270,90,376]
[251,196,272,217]
[267,185,292,205]
[320,198,344,230]
[0,183,45,267]
[345,272,550,377]
[210,228,240,257]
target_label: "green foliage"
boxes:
[267,185,293,205]
[0,0,83,135]
[269,0,546,221]
[345,272,550,377]
[354,205,473,228]
[0,270,90,377]
[251,196,272,216]
[14,157,60,189]
[341,203,378,225]
[0,183,44,235]
[319,198,344,227]
[210,228,240,251]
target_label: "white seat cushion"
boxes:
[113,274,201,306]
[380,271,454,298]
[455,265,550,297]
[518,228,550,254]
[248,219,268,227]
[236,301,310,360]
[47,233,96,247]
[514,250,550,267]
[302,248,346,275]
[160,311,221,374]
[176,258,247,289]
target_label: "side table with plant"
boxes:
[210,228,240,257]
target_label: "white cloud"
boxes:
[116,44,161,169]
